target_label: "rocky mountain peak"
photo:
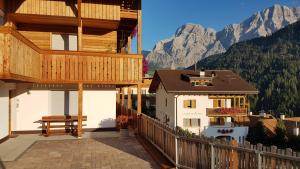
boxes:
[147,4,300,69]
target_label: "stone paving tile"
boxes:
[3,138,159,169]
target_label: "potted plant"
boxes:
[117,115,129,138]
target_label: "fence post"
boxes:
[210,143,215,169]
[230,140,238,169]
[175,136,178,169]
[257,143,263,169]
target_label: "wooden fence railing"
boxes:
[119,105,300,169]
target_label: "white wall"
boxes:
[83,90,116,128]
[11,91,50,131]
[203,126,249,143]
[176,95,213,135]
[0,86,9,139]
[11,86,116,131]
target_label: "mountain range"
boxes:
[146,4,300,69]
[195,19,300,117]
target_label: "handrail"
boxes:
[0,27,42,53]
[42,50,143,59]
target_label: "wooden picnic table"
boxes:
[41,115,87,136]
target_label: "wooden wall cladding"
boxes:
[8,0,121,21]
[81,0,120,20]
[8,0,77,17]
[82,31,117,52]
[19,31,51,50]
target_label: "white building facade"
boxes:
[150,70,258,143]
[0,82,117,141]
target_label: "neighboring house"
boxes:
[149,69,258,143]
[249,114,300,137]
[0,0,142,141]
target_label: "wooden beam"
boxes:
[77,83,83,138]
[127,87,132,109]
[8,13,78,27]
[137,83,142,114]
[137,0,142,54]
[77,0,81,20]
[78,19,82,51]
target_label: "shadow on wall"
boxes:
[0,157,6,169]
[99,118,116,128]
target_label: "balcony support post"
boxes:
[137,83,142,114]
[77,0,82,51]
[121,87,125,106]
[137,0,142,54]
[127,87,132,110]
[77,83,83,138]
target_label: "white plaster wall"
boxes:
[0,86,9,139]
[11,88,116,131]
[83,90,116,128]
[11,91,50,131]
[203,126,249,143]
[176,95,213,135]
[155,83,175,127]
[52,34,77,51]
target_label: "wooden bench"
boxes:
[41,115,87,136]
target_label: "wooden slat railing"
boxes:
[124,108,300,169]
[0,27,143,84]
[0,27,41,81]
[207,108,248,116]
[41,51,142,83]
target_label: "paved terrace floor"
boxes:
[0,132,159,169]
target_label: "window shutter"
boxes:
[192,100,196,108]
[213,99,218,108]
[184,100,188,108]
[221,99,225,108]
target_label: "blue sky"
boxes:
[132,0,300,52]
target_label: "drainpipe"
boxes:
[175,95,179,128]
[174,95,179,168]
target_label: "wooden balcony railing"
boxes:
[41,51,142,83]
[207,108,248,116]
[0,27,41,81]
[0,27,142,84]
[8,0,130,21]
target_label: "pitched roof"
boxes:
[149,70,258,94]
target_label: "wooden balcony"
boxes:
[206,108,248,117]
[0,27,142,85]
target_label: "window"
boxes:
[213,99,225,108]
[210,117,225,126]
[183,118,201,127]
[52,34,77,51]
[183,100,196,108]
